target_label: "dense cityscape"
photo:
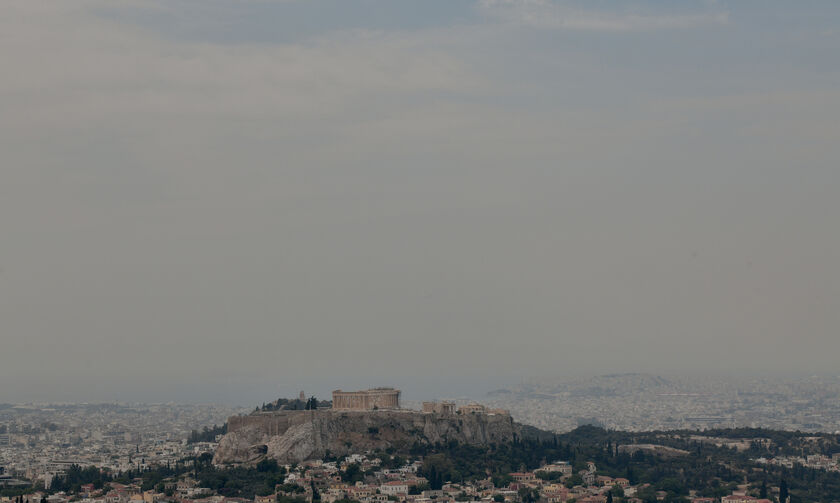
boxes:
[3,379,840,503]
[0,403,241,489]
[484,375,840,434]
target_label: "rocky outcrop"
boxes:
[214,410,534,465]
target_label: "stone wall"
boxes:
[422,401,456,414]
[227,412,300,437]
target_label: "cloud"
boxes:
[477,0,729,31]
[0,0,485,160]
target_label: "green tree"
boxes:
[420,454,454,490]
[342,464,364,484]
[492,474,513,488]
[409,483,429,495]
[565,474,584,489]
[518,488,539,503]
[257,459,280,473]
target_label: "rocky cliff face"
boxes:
[213,410,529,465]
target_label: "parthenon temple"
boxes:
[332,388,401,410]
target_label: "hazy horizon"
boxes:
[2,1,839,405]
[4,370,840,408]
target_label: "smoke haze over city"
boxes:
[2,0,839,405]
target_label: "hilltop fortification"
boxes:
[214,409,536,465]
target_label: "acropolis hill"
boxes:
[214,388,546,464]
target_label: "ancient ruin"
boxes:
[331,387,401,411]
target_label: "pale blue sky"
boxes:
[1,0,838,404]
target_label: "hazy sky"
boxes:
[1,0,839,405]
